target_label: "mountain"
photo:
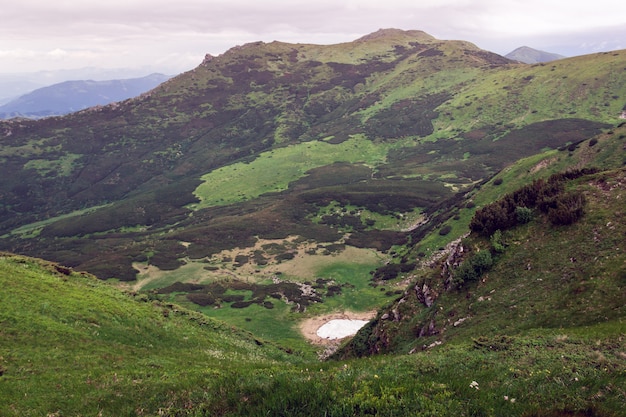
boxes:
[0,67,175,104]
[1,28,625,416]
[0,73,171,119]
[0,27,623,283]
[505,46,566,63]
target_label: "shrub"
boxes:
[231,301,254,308]
[515,206,533,224]
[546,192,586,226]
[453,250,493,288]
[186,292,216,307]
[472,250,493,274]
[470,168,595,236]
[439,225,452,236]
[490,230,505,253]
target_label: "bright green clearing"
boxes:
[1,203,112,238]
[190,135,391,209]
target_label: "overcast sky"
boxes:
[1,0,625,75]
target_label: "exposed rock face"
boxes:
[415,282,435,307]
[442,239,466,290]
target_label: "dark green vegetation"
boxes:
[339,164,626,356]
[1,29,623,282]
[1,29,626,415]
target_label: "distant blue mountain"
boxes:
[0,73,171,119]
[505,46,566,64]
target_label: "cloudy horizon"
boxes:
[1,0,625,76]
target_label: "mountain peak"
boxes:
[355,28,436,43]
[505,46,566,64]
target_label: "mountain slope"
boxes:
[338,125,626,357]
[2,250,625,416]
[1,29,625,416]
[0,73,171,119]
[0,30,623,284]
[0,252,298,415]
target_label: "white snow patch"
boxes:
[316,319,369,340]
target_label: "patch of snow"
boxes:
[316,319,369,339]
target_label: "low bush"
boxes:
[546,192,586,226]
[439,225,452,236]
[453,250,493,288]
[186,292,216,306]
[470,168,595,235]
[515,206,533,224]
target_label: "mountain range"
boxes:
[1,28,625,415]
[0,73,171,119]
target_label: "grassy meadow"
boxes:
[2,253,624,416]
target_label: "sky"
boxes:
[1,0,625,76]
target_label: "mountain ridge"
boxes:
[0,30,624,282]
[0,73,171,119]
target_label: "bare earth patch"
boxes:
[299,310,376,345]
[126,238,383,291]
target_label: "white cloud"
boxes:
[0,49,37,59]
[47,48,69,58]
[0,0,624,74]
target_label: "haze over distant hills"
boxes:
[0,67,174,105]
[0,73,171,119]
[505,46,566,63]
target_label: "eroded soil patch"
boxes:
[299,310,376,345]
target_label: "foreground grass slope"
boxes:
[1,252,625,416]
[0,253,301,415]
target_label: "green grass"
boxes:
[0,253,299,416]
[190,135,391,210]
[194,300,311,352]
[2,204,625,416]
[2,203,112,238]
[164,257,391,350]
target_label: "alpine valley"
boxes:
[1,29,625,416]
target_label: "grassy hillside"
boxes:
[0,253,305,415]
[2,251,624,416]
[336,125,626,360]
[0,30,623,284]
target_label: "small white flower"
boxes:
[469,381,479,390]
[504,396,509,401]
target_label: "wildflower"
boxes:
[374,374,379,379]
[469,381,479,390]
